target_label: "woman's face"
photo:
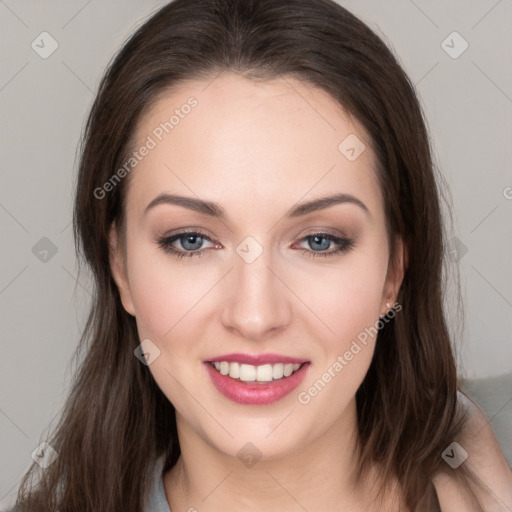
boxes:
[109,72,404,461]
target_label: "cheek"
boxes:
[130,274,176,340]
[291,248,387,410]
[126,244,199,342]
[294,269,384,422]
[294,251,388,350]
[127,256,212,407]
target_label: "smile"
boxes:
[210,361,303,382]
[204,354,311,405]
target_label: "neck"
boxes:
[163,398,389,512]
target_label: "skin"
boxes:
[108,72,512,511]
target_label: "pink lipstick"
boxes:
[204,353,311,405]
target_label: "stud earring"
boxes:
[379,299,393,319]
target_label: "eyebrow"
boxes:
[143,192,370,219]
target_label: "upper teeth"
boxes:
[212,361,302,382]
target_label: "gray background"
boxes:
[1,0,511,506]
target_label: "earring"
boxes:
[379,299,393,318]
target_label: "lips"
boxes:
[204,353,311,405]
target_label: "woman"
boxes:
[12,0,512,510]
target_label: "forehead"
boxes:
[125,72,383,225]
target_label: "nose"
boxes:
[220,240,292,342]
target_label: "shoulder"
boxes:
[433,390,512,511]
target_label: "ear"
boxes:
[108,222,136,316]
[380,235,408,316]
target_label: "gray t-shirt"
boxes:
[146,455,172,512]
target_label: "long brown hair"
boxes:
[14,0,485,510]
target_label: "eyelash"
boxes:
[156,229,355,260]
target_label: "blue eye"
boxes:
[156,231,355,259]
[157,231,214,259]
[297,233,355,258]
